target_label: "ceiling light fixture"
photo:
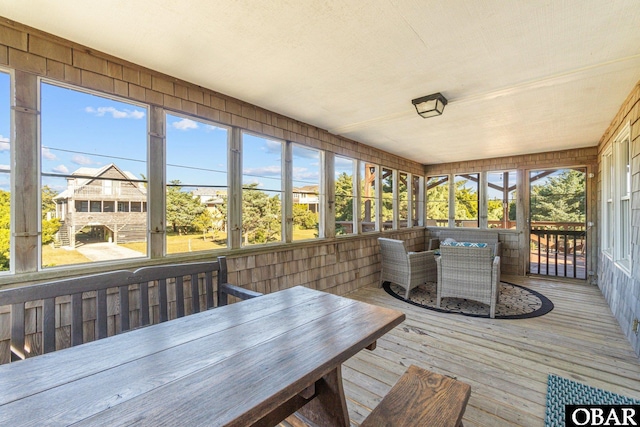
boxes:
[412,93,447,118]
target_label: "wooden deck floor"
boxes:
[339,275,640,427]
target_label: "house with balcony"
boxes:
[0,2,639,425]
[52,164,147,247]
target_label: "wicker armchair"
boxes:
[436,245,501,318]
[378,238,437,299]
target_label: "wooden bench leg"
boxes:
[361,365,471,427]
[289,365,349,427]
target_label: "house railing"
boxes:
[530,222,586,279]
[69,186,147,199]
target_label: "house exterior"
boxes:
[292,185,319,213]
[53,164,147,247]
[192,187,226,232]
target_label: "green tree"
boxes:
[41,185,61,245]
[334,172,353,222]
[41,185,57,218]
[241,183,281,244]
[381,175,393,222]
[531,170,585,223]
[0,190,9,270]
[487,199,503,221]
[426,181,449,220]
[166,180,206,234]
[193,209,214,240]
[293,204,317,229]
[454,179,478,220]
[398,177,409,221]
[41,218,61,245]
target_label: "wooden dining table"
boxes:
[0,285,405,426]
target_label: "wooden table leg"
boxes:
[295,365,349,427]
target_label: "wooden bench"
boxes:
[361,365,471,427]
[0,255,261,363]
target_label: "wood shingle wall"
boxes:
[0,229,425,363]
[597,80,640,357]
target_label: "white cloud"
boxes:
[205,125,226,133]
[293,147,319,160]
[53,164,69,174]
[172,118,199,130]
[41,147,57,160]
[263,140,282,154]
[0,164,9,171]
[71,155,95,165]
[243,165,281,177]
[292,167,319,181]
[85,106,145,119]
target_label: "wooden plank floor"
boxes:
[338,275,640,427]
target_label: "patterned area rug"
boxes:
[383,280,554,319]
[545,374,640,427]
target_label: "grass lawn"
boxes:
[292,228,318,240]
[42,245,92,267]
[120,232,228,254]
[42,229,317,266]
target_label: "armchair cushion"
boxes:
[441,241,488,248]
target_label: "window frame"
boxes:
[454,172,480,228]
[334,155,357,236]
[240,130,285,246]
[486,169,518,230]
[38,78,150,269]
[291,142,322,242]
[0,67,13,274]
[601,148,613,256]
[164,111,232,255]
[613,123,632,272]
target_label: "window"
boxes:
[454,173,479,227]
[166,114,229,254]
[0,72,10,272]
[381,167,393,230]
[118,201,129,212]
[602,150,613,255]
[487,171,517,229]
[398,172,408,228]
[411,175,422,227]
[334,156,355,235]
[426,175,449,226]
[360,162,377,232]
[103,201,115,212]
[75,201,88,212]
[242,133,283,246]
[292,144,320,241]
[615,125,631,269]
[40,82,148,267]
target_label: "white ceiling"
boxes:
[2,0,639,164]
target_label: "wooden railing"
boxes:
[530,222,586,279]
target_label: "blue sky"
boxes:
[0,77,457,199]
[40,83,148,193]
[0,81,322,196]
[0,72,10,191]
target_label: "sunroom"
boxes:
[0,1,639,426]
